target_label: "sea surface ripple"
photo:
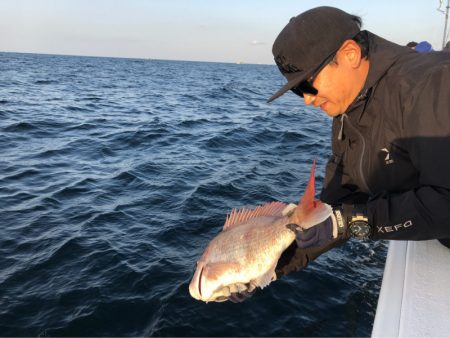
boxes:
[0,52,387,337]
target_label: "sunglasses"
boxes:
[291,52,337,98]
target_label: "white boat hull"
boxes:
[372,240,450,337]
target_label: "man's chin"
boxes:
[319,102,334,116]
[321,106,342,117]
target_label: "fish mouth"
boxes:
[189,263,205,301]
[198,267,204,298]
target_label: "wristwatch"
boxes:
[348,213,371,239]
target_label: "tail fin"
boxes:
[290,160,332,228]
[298,160,317,213]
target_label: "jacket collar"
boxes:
[345,31,411,119]
[362,31,409,92]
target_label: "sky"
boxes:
[1,0,449,64]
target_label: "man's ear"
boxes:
[339,39,362,68]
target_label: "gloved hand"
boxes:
[287,217,335,249]
[227,282,257,303]
[275,234,346,277]
[285,202,361,248]
[276,204,355,277]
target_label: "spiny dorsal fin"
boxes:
[223,201,287,230]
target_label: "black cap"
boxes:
[268,7,360,102]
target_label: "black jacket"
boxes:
[320,32,450,241]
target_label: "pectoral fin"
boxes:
[252,262,277,289]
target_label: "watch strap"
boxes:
[351,204,369,223]
[333,204,353,238]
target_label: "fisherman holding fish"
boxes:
[190,6,450,303]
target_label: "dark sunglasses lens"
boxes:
[291,81,318,98]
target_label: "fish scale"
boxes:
[207,215,294,267]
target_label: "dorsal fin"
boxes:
[223,201,287,230]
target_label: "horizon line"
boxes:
[0,49,275,66]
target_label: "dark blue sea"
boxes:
[0,52,387,337]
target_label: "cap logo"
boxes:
[275,55,303,74]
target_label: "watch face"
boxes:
[350,221,371,238]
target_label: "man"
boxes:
[415,40,433,53]
[229,6,450,302]
[406,41,418,49]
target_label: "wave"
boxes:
[34,79,58,85]
[3,122,39,132]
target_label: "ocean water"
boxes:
[0,52,387,337]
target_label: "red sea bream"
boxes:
[189,161,332,302]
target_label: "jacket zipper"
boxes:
[339,114,372,194]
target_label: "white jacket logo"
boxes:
[381,148,394,165]
[377,220,413,234]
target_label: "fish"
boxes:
[189,161,332,302]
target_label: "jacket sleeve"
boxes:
[368,66,450,240]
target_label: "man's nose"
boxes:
[303,93,316,105]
